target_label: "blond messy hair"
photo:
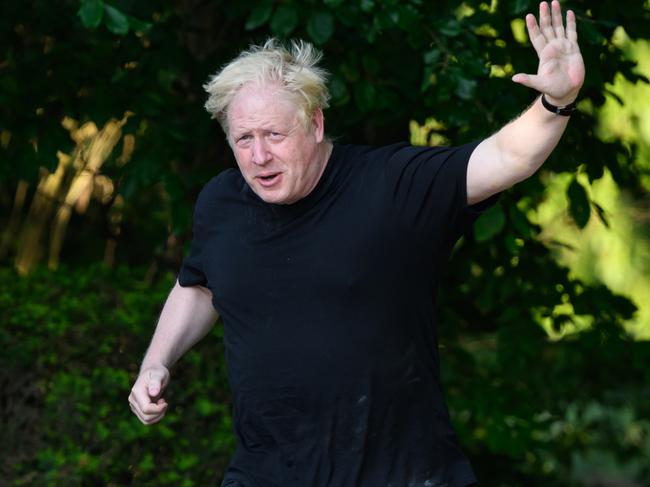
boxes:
[203,38,330,136]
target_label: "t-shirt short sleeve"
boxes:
[177,179,217,288]
[178,227,207,287]
[384,140,497,249]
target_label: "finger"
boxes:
[129,399,168,421]
[526,13,547,56]
[539,2,555,40]
[129,401,150,424]
[566,9,577,43]
[130,388,168,412]
[129,389,147,412]
[551,0,565,39]
[130,402,167,425]
[512,73,544,92]
[142,398,168,415]
[129,388,154,412]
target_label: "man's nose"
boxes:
[251,137,272,165]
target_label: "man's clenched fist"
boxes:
[128,365,170,425]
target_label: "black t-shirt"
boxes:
[179,141,491,487]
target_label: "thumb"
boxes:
[147,371,165,397]
[148,380,161,397]
[512,73,543,91]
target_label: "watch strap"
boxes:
[541,94,577,116]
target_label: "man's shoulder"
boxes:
[335,141,412,162]
[197,168,243,199]
[335,141,467,172]
[191,168,246,219]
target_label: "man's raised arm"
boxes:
[467,0,585,205]
[128,281,219,425]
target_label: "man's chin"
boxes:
[254,187,292,205]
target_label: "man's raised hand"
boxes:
[512,0,585,106]
[128,364,170,425]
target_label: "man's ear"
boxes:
[312,108,325,143]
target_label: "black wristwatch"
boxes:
[541,94,577,116]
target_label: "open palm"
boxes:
[513,1,585,106]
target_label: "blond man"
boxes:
[129,2,584,485]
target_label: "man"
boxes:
[128,1,584,485]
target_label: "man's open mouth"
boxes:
[257,172,281,187]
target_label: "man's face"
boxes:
[227,83,326,205]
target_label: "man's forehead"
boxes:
[232,81,289,106]
[228,86,300,130]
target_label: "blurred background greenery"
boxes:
[1,0,649,485]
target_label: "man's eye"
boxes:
[269,132,284,140]
[238,135,252,143]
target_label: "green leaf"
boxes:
[423,49,441,65]
[362,55,379,74]
[439,18,461,37]
[360,0,375,12]
[270,5,299,37]
[593,202,610,229]
[455,77,477,100]
[341,62,360,82]
[329,76,350,105]
[307,11,335,45]
[395,5,419,31]
[508,0,531,15]
[509,206,532,238]
[78,0,104,29]
[354,82,376,113]
[157,69,177,91]
[580,21,606,45]
[474,204,506,242]
[104,4,129,35]
[324,0,344,6]
[245,2,273,30]
[567,179,591,228]
[127,15,152,33]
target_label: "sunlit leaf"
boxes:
[593,202,610,228]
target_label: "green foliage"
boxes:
[77,0,104,29]
[0,265,234,485]
[77,0,152,34]
[439,233,650,483]
[307,11,335,45]
[474,203,506,242]
[568,178,591,229]
[1,262,648,484]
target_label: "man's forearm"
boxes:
[495,95,570,179]
[467,95,572,204]
[140,281,219,371]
